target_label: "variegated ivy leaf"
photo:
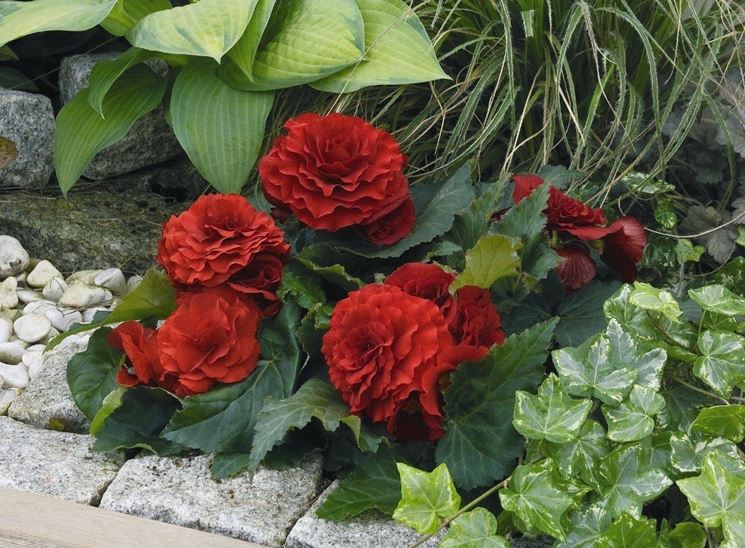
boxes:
[602,385,666,443]
[677,453,745,548]
[440,508,508,548]
[691,404,745,443]
[600,513,657,547]
[693,330,745,396]
[689,284,745,317]
[670,432,739,474]
[544,420,610,485]
[629,282,682,322]
[392,463,460,535]
[557,506,611,548]
[513,374,592,444]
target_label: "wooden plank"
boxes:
[0,487,264,548]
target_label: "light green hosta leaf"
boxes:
[436,319,557,490]
[88,48,161,117]
[499,459,574,541]
[689,284,745,317]
[235,0,364,90]
[54,65,166,195]
[513,374,592,444]
[127,0,255,61]
[670,433,739,473]
[170,59,273,193]
[600,513,657,547]
[691,404,745,443]
[593,445,672,519]
[602,386,666,443]
[693,330,745,396]
[393,463,460,535]
[545,420,610,485]
[226,0,276,80]
[0,0,117,48]
[678,453,745,548]
[312,0,448,93]
[248,378,383,471]
[101,0,171,36]
[629,282,682,322]
[440,508,508,548]
[450,234,521,291]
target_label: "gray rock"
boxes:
[286,480,439,548]
[59,53,182,179]
[0,89,55,189]
[0,416,122,504]
[0,236,29,278]
[0,187,184,274]
[8,334,90,432]
[100,453,325,546]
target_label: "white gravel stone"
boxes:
[0,276,17,309]
[0,417,123,504]
[58,283,112,308]
[0,363,28,388]
[94,268,127,295]
[15,272,26,283]
[26,259,62,288]
[100,453,325,546]
[22,350,44,380]
[0,342,24,364]
[0,388,17,414]
[0,318,12,344]
[16,288,44,304]
[0,236,29,279]
[127,274,143,293]
[13,313,51,343]
[42,276,68,301]
[66,270,101,286]
[82,306,109,323]
[53,309,83,332]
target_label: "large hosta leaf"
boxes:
[226,0,276,79]
[88,48,161,117]
[0,0,117,48]
[54,65,166,195]
[101,0,171,36]
[436,319,557,490]
[170,59,274,193]
[127,0,256,61]
[312,0,448,93]
[233,0,365,90]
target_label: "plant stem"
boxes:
[674,378,729,405]
[409,476,511,548]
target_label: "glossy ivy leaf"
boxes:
[603,285,657,341]
[66,327,121,421]
[171,59,274,193]
[0,0,117,48]
[49,269,176,349]
[317,447,401,520]
[513,374,592,444]
[593,445,672,519]
[660,383,720,432]
[393,463,461,535]
[691,405,745,443]
[670,433,739,474]
[499,459,574,541]
[558,506,611,548]
[545,420,610,484]
[602,385,666,443]
[629,282,682,322]
[677,453,745,548]
[100,0,171,36]
[161,303,301,453]
[689,285,745,317]
[311,0,448,93]
[248,378,383,471]
[693,330,745,396]
[127,0,255,61]
[664,522,707,548]
[55,65,166,195]
[440,508,508,548]
[450,234,521,292]
[676,239,706,264]
[93,387,182,455]
[605,320,667,391]
[436,319,557,490]
[600,513,657,547]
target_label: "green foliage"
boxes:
[602,386,666,442]
[690,405,745,443]
[440,508,508,548]
[101,0,171,36]
[450,234,520,292]
[393,463,461,535]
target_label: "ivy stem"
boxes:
[674,378,729,405]
[409,476,511,548]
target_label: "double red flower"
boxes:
[259,113,415,246]
[513,174,647,290]
[322,262,504,442]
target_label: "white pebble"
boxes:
[0,342,24,364]
[58,283,112,308]
[16,289,44,304]
[42,276,68,301]
[0,387,18,414]
[54,309,83,332]
[82,306,110,323]
[23,350,44,379]
[15,272,26,283]
[44,327,60,344]
[13,313,52,343]
[0,363,28,389]
[66,270,101,286]
[94,268,127,295]
[0,318,12,344]
[26,260,63,288]
[127,275,143,293]
[0,277,17,309]
[0,236,29,279]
